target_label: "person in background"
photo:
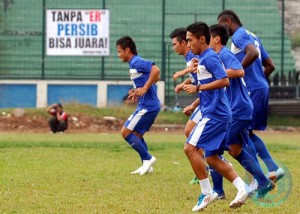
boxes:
[46,103,68,133]
[122,88,136,105]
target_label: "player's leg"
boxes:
[121,108,159,175]
[206,153,250,209]
[250,88,284,181]
[185,118,220,211]
[209,164,225,199]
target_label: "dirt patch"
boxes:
[0,113,125,133]
[0,113,185,133]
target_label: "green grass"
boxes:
[0,132,299,213]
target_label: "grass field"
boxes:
[0,131,299,213]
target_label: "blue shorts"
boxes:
[186,117,230,157]
[249,88,269,130]
[190,106,202,123]
[124,107,160,134]
[227,120,250,147]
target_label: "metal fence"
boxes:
[0,0,299,104]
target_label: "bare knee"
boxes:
[228,144,242,158]
[184,143,195,157]
[121,127,132,139]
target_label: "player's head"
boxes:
[186,21,210,55]
[116,36,137,62]
[209,24,229,47]
[217,10,242,36]
[169,28,189,55]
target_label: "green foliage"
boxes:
[0,132,299,213]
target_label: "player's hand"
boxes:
[128,90,139,102]
[183,105,194,116]
[191,58,199,73]
[174,83,184,93]
[173,71,184,80]
[132,87,147,97]
[182,84,197,94]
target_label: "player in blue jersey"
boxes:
[170,27,226,198]
[209,24,275,198]
[170,28,202,138]
[217,10,284,182]
[116,36,161,176]
[182,22,251,211]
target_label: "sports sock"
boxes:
[199,178,213,195]
[141,137,148,151]
[232,177,247,192]
[250,133,278,172]
[235,150,268,187]
[244,137,260,166]
[209,166,224,195]
[125,133,151,160]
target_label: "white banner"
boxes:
[46,9,109,56]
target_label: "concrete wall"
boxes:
[0,80,165,108]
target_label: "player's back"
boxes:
[231,27,268,91]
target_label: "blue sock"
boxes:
[235,150,268,187]
[209,166,224,195]
[250,133,278,172]
[141,138,148,151]
[244,137,260,166]
[125,133,151,160]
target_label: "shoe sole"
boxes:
[230,194,249,209]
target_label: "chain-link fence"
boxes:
[0,0,299,104]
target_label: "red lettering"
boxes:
[90,11,101,22]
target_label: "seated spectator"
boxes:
[46,103,68,133]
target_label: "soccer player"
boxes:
[170,27,225,199]
[182,21,251,211]
[209,24,275,198]
[116,36,161,175]
[217,10,284,182]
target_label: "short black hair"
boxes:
[169,27,187,42]
[186,21,210,45]
[57,103,62,108]
[116,36,138,55]
[217,10,242,26]
[209,24,229,46]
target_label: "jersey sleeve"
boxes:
[205,55,227,80]
[232,30,253,52]
[220,50,243,70]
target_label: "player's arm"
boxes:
[182,77,230,94]
[173,67,195,80]
[262,57,275,78]
[183,98,200,116]
[175,78,192,93]
[226,68,244,78]
[133,65,160,96]
[241,44,259,69]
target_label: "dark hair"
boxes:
[209,24,229,45]
[169,27,187,42]
[57,103,62,108]
[217,10,242,26]
[186,21,210,44]
[116,36,138,55]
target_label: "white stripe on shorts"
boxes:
[127,109,147,130]
[189,117,210,146]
